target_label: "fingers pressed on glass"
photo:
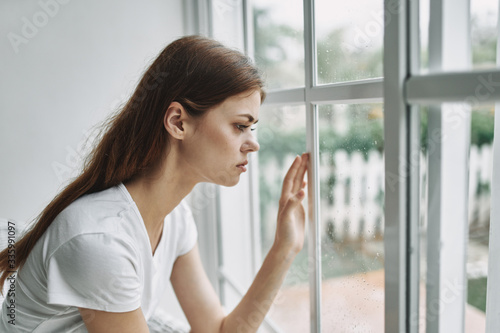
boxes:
[292,153,308,193]
[282,155,302,196]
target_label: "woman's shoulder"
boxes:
[64,183,133,218]
[167,199,198,257]
[174,199,192,215]
[45,184,139,248]
[168,199,196,227]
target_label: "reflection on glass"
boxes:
[318,104,384,330]
[418,106,492,331]
[257,104,308,332]
[253,0,304,90]
[315,0,383,84]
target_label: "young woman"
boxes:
[0,35,308,333]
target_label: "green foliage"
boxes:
[257,127,306,242]
[471,109,495,146]
[322,121,383,157]
[258,118,383,167]
[316,29,383,83]
[471,16,497,67]
[420,108,495,150]
[420,108,428,150]
[257,127,306,167]
[254,7,497,155]
[253,7,303,89]
[468,277,487,312]
[254,6,497,271]
[253,8,301,68]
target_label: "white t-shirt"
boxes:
[0,183,198,332]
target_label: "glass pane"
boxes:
[315,0,384,84]
[418,105,492,331]
[465,105,493,330]
[212,0,244,50]
[420,0,499,72]
[318,104,385,330]
[253,0,304,90]
[420,0,430,72]
[257,104,308,332]
[471,0,498,69]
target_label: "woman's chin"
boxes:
[220,175,241,187]
[221,177,240,187]
[206,171,241,187]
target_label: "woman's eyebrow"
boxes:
[238,114,259,123]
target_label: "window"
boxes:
[253,0,304,89]
[252,0,384,330]
[186,0,500,332]
[315,0,384,84]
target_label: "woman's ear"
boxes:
[164,102,188,140]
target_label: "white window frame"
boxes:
[184,0,500,332]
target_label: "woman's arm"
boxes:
[220,153,309,332]
[170,243,226,332]
[171,153,309,333]
[219,243,298,332]
[78,307,150,333]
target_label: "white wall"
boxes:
[0,0,189,325]
[0,0,184,223]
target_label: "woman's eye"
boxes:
[236,124,257,132]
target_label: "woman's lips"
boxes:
[237,160,248,172]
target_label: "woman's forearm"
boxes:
[219,245,297,333]
[219,155,308,333]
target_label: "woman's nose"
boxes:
[242,136,260,152]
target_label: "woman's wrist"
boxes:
[269,242,299,263]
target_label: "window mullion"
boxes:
[264,88,307,105]
[383,0,410,331]
[407,0,421,333]
[485,1,500,331]
[308,79,383,105]
[263,79,384,106]
[303,0,322,333]
[305,103,321,333]
[242,0,263,287]
[425,0,471,332]
[406,70,500,105]
[242,0,254,59]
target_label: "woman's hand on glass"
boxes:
[273,153,309,256]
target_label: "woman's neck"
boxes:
[124,153,197,254]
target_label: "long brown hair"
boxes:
[0,35,265,291]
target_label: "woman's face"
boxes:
[181,90,261,186]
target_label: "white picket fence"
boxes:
[320,149,385,241]
[318,144,493,242]
[261,144,493,244]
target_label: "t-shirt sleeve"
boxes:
[176,202,198,256]
[45,233,142,312]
